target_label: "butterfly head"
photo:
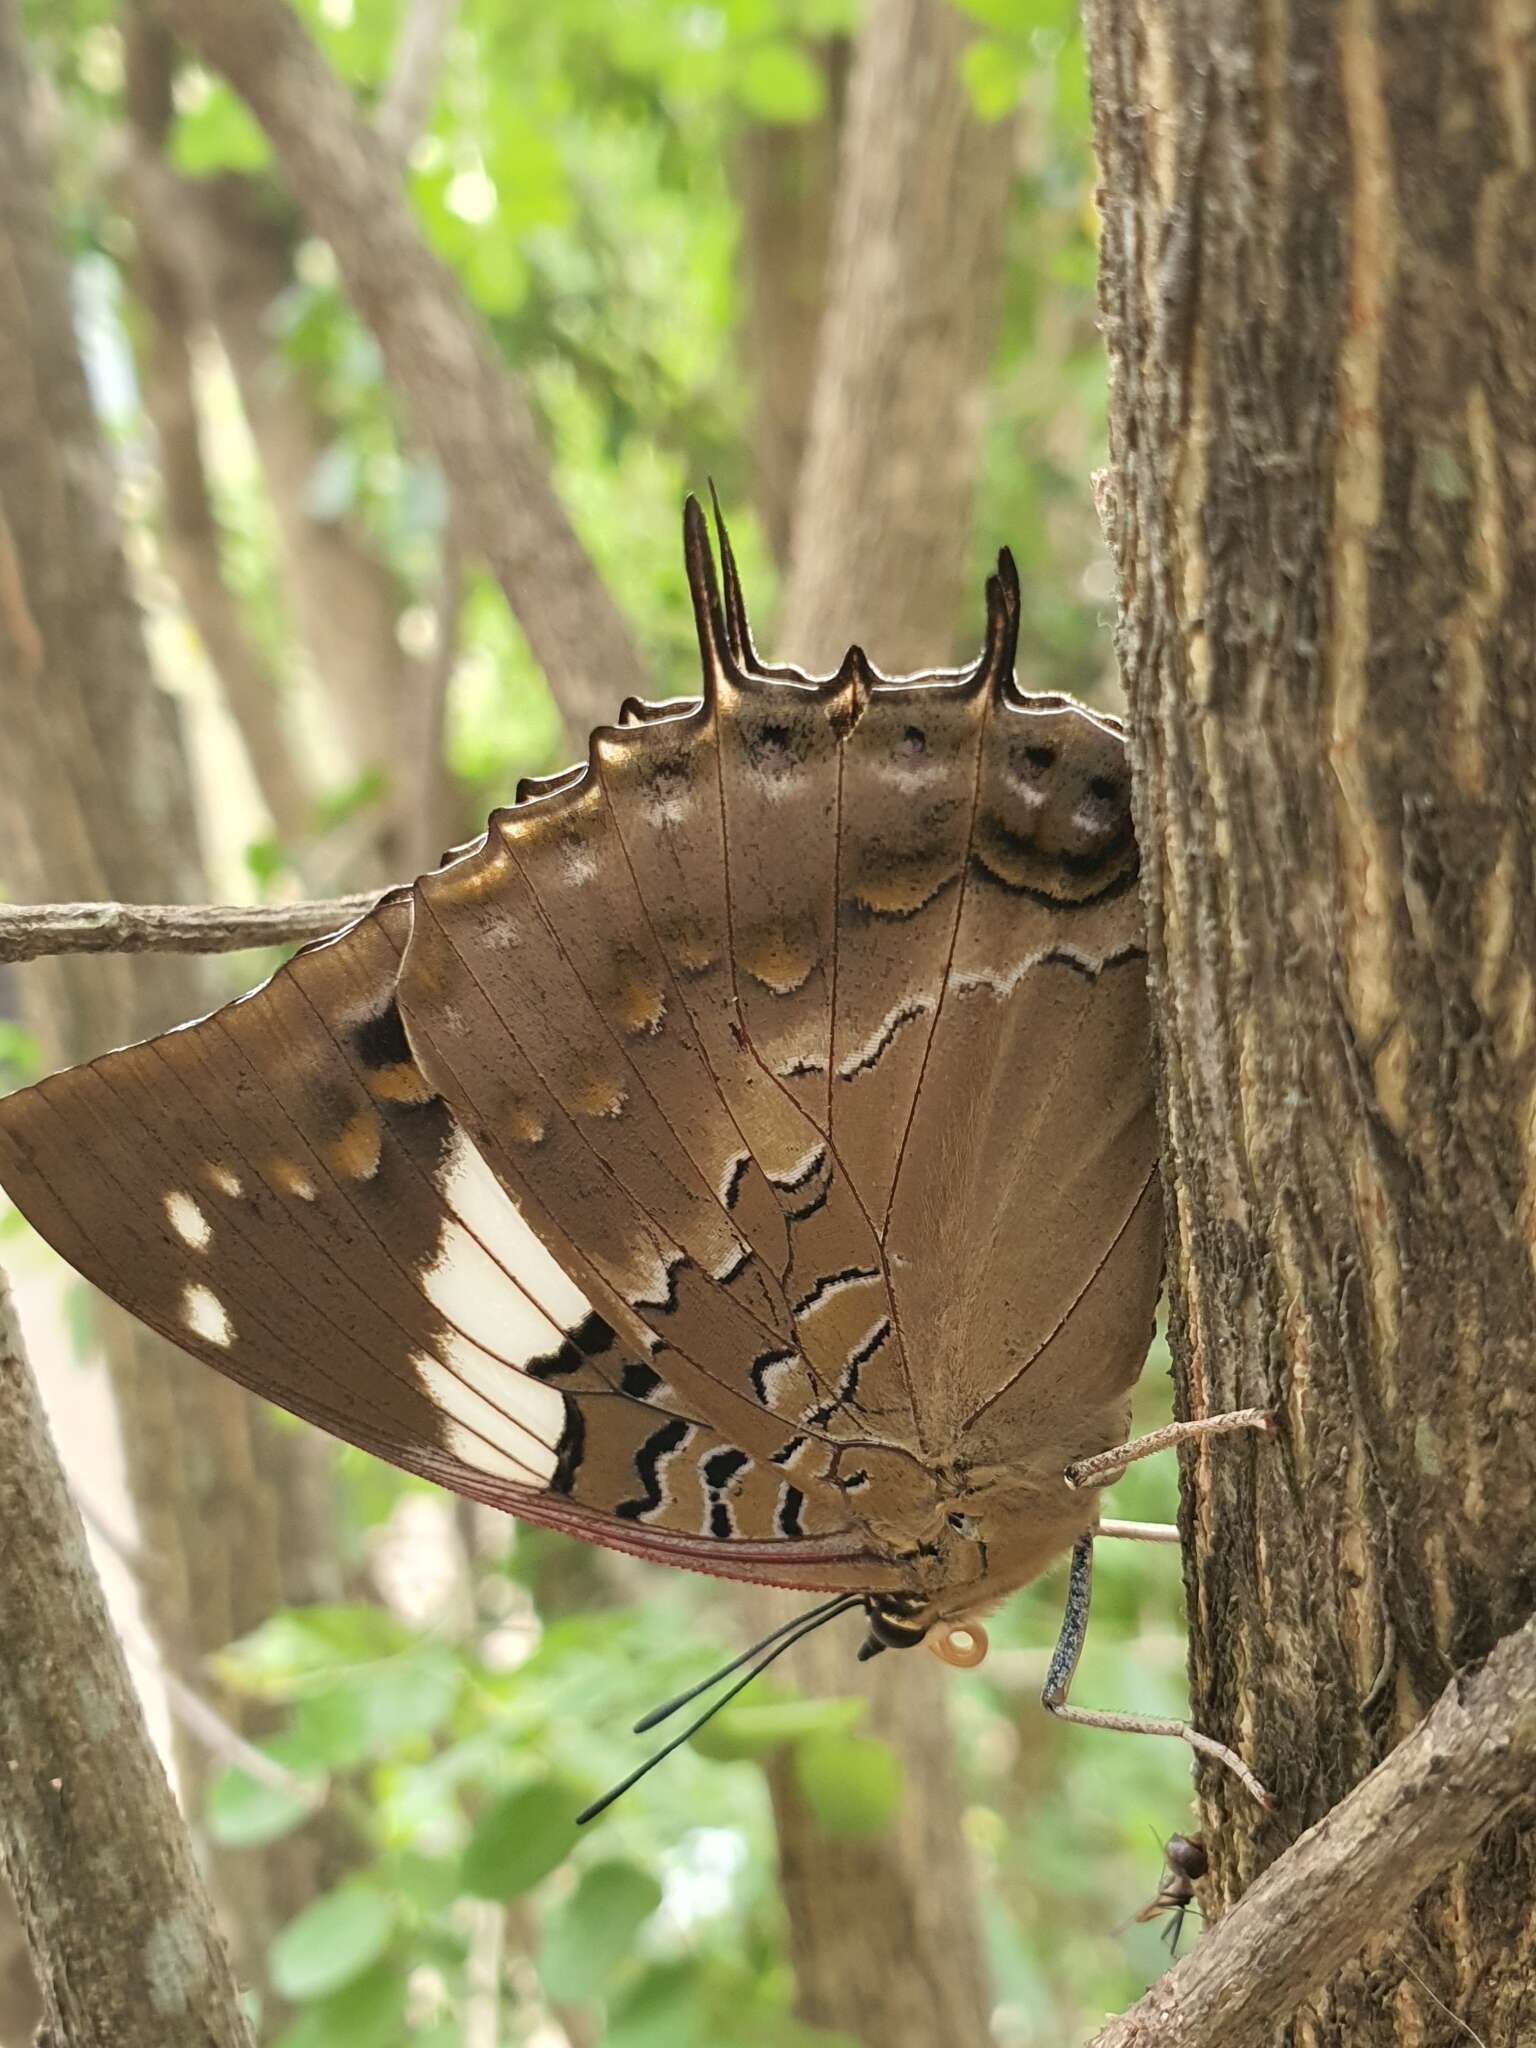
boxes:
[859,1593,992,1669]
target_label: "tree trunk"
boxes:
[1084,4,1536,2041]
[779,0,1014,671]
[0,1271,254,2048]
[733,42,845,571]
[0,0,349,2004]
[747,8,1016,2044]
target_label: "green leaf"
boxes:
[734,42,825,123]
[460,1781,581,1900]
[687,1690,865,1762]
[271,1963,405,2048]
[792,1731,902,1837]
[952,0,1072,31]
[217,1604,416,1697]
[607,1962,708,2048]
[270,1885,396,2003]
[541,1861,663,2004]
[206,1760,323,1849]
[171,86,271,176]
[287,1651,462,1770]
[961,39,1026,122]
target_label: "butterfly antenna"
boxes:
[632,1592,860,1734]
[576,1595,863,1826]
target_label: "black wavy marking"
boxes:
[621,1361,665,1400]
[527,1313,617,1384]
[721,1152,752,1210]
[769,1146,827,1194]
[951,943,1146,999]
[703,1447,751,1539]
[776,1485,806,1538]
[802,1324,887,1428]
[785,1180,830,1226]
[627,1254,686,1316]
[526,1341,584,1383]
[770,1434,805,1466]
[615,1418,692,1521]
[793,1266,880,1319]
[751,1348,799,1404]
[703,1447,751,1490]
[714,1243,752,1284]
[779,1055,827,1079]
[837,1000,929,1082]
[1036,943,1145,984]
[550,1399,585,1495]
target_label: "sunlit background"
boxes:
[4,2,1202,2043]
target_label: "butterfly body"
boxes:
[0,501,1160,1650]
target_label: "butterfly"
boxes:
[0,496,1271,1814]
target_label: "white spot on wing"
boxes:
[432,1330,565,1444]
[437,1131,591,1329]
[423,1223,570,1364]
[414,1347,559,1482]
[204,1165,243,1199]
[182,1284,232,1347]
[164,1192,211,1251]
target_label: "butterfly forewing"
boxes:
[0,498,1161,1617]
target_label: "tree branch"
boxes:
[0,1268,255,2046]
[153,0,649,735]
[0,894,384,963]
[1084,1618,1536,2048]
[375,0,461,164]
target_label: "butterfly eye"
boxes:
[928,1621,989,1670]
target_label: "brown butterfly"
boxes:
[0,498,1271,1816]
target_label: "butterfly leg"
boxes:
[1096,1518,1181,1542]
[1062,1407,1275,1491]
[1041,1534,1275,1810]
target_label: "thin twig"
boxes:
[1083,1616,1536,2047]
[0,893,386,964]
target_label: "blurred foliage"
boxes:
[27,0,1112,846]
[187,1362,1195,2048]
[8,1,1194,2041]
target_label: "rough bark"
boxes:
[779,0,1014,671]
[1085,1614,1536,2046]
[155,0,651,735]
[733,43,845,570]
[0,1880,42,2048]
[745,8,1016,2043]
[1084,4,1536,2042]
[0,0,348,1999]
[0,1272,254,2048]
